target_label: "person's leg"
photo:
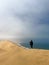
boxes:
[31,45,33,48]
[31,45,32,48]
[30,45,31,48]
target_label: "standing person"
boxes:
[30,40,33,48]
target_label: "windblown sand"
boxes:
[0,40,49,65]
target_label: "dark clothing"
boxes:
[30,40,33,48]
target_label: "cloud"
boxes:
[0,0,49,39]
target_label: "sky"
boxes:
[0,0,49,42]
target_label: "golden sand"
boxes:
[0,40,49,65]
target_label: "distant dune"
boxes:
[0,40,49,65]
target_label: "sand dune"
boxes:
[0,40,49,65]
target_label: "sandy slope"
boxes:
[0,40,49,65]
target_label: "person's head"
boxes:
[31,40,32,41]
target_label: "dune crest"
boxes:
[0,40,49,65]
[0,40,17,51]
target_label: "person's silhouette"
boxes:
[29,40,33,48]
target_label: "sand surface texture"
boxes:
[0,40,49,65]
